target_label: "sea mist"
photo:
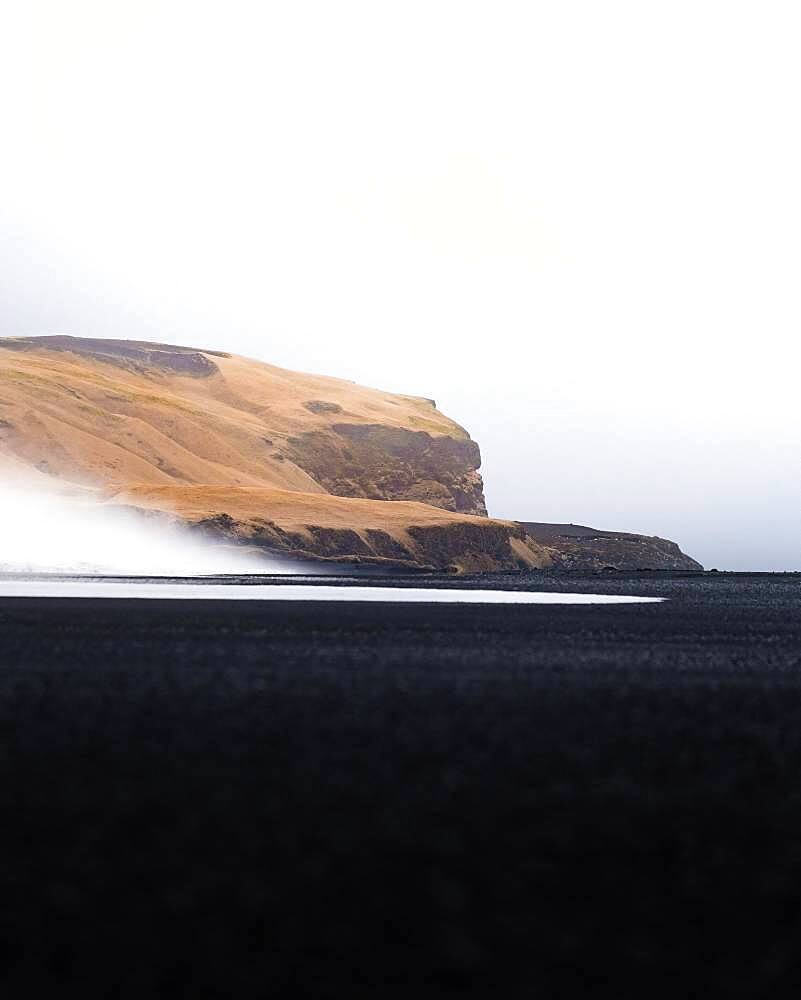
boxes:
[0,471,285,576]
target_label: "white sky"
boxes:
[1,0,798,569]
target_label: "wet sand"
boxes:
[1,572,800,996]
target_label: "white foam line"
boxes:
[0,580,663,604]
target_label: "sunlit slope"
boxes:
[0,337,548,571]
[0,337,485,510]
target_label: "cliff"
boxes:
[117,486,549,574]
[0,336,546,572]
[0,336,702,574]
[522,522,703,572]
[0,336,486,515]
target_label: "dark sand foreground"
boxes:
[2,572,801,997]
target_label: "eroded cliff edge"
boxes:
[115,486,549,574]
[523,522,702,572]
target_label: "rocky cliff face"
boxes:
[522,522,702,571]
[285,423,487,516]
[113,485,552,574]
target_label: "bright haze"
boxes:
[1,1,798,570]
[0,471,278,576]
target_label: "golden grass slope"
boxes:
[0,337,551,572]
[0,338,462,492]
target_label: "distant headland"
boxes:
[0,336,700,573]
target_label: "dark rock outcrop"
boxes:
[0,336,222,377]
[303,400,343,415]
[522,522,702,571]
[286,424,487,517]
[406,521,530,572]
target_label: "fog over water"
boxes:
[1,2,799,569]
[0,474,282,576]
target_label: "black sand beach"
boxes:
[2,572,801,996]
